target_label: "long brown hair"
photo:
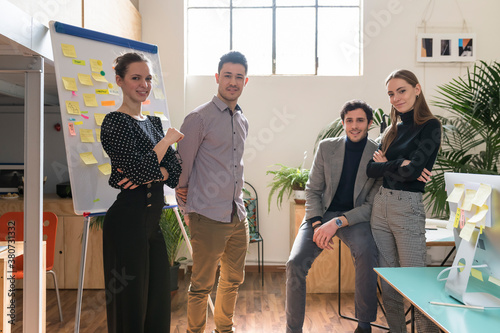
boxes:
[381,69,438,153]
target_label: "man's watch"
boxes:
[335,218,343,228]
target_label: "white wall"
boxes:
[141,0,500,265]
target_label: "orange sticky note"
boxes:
[61,43,77,58]
[142,100,151,105]
[101,100,115,107]
[68,123,76,136]
[65,101,81,115]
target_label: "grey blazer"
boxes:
[305,137,382,225]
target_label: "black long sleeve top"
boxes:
[366,110,441,193]
[101,112,181,190]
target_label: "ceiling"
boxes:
[0,35,59,107]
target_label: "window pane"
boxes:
[233,0,272,7]
[276,8,315,75]
[276,0,316,6]
[233,9,273,75]
[317,7,360,75]
[188,0,229,7]
[318,0,360,6]
[276,0,316,7]
[187,9,230,75]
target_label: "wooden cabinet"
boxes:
[290,202,356,293]
[0,195,104,289]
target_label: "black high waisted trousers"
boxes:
[103,182,170,333]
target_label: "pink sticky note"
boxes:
[72,91,77,96]
[81,114,89,119]
[68,123,76,136]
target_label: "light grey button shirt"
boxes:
[177,95,249,223]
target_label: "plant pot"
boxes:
[294,190,306,204]
[170,262,180,292]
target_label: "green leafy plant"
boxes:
[266,164,310,212]
[159,207,190,267]
[425,61,500,218]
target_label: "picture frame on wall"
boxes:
[417,33,476,62]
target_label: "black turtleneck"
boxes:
[366,110,441,193]
[327,135,368,212]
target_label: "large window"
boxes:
[187,0,361,76]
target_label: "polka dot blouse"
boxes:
[101,111,182,190]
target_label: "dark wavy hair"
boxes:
[218,51,248,74]
[340,99,374,123]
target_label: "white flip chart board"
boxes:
[49,21,172,215]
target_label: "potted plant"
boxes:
[266,163,310,211]
[159,207,190,292]
[424,61,500,218]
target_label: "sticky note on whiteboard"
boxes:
[80,152,98,164]
[61,43,77,58]
[65,101,81,115]
[78,73,94,86]
[62,77,78,91]
[79,129,95,143]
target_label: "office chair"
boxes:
[0,211,63,322]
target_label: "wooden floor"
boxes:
[11,271,397,332]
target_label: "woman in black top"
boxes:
[101,52,183,333]
[366,69,441,333]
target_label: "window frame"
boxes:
[187,0,362,76]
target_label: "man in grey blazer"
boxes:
[286,100,382,333]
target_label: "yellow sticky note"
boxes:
[459,221,476,241]
[80,129,95,143]
[62,77,78,91]
[65,101,81,115]
[489,276,500,287]
[469,204,489,224]
[90,59,103,72]
[74,121,83,125]
[93,198,101,203]
[102,148,109,158]
[142,111,150,116]
[471,268,483,281]
[472,184,492,207]
[95,128,101,142]
[447,184,465,203]
[83,93,98,107]
[61,43,77,58]
[78,73,94,86]
[154,112,168,121]
[80,152,98,165]
[453,208,461,228]
[72,59,86,66]
[92,72,108,83]
[461,189,476,211]
[153,88,165,100]
[94,113,106,126]
[96,89,109,95]
[98,163,111,175]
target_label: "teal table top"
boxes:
[375,267,500,333]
